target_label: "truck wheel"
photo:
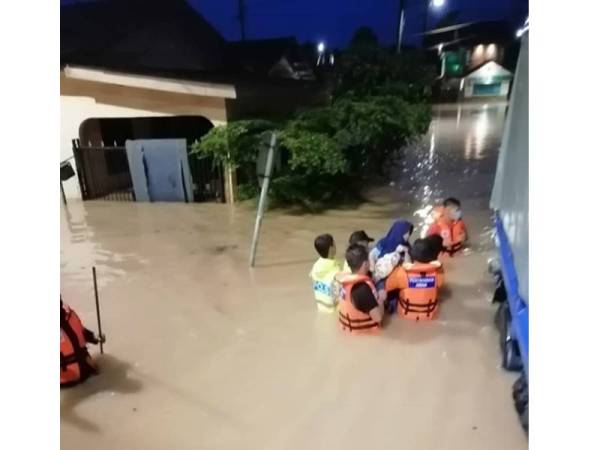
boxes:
[495,302,509,334]
[519,404,528,434]
[515,385,528,415]
[512,373,527,400]
[502,328,522,371]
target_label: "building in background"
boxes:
[61,0,326,202]
[424,21,517,101]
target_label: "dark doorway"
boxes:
[76,116,223,202]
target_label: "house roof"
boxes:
[424,21,513,50]
[465,61,513,79]
[61,0,231,77]
[228,38,298,75]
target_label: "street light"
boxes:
[397,0,447,53]
[423,0,446,45]
[316,42,326,66]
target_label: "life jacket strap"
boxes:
[338,312,378,331]
[398,297,438,317]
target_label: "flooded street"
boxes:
[61,101,527,449]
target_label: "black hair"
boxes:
[410,238,436,263]
[443,197,461,208]
[314,234,334,258]
[346,244,369,273]
[426,234,444,260]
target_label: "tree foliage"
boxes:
[191,31,435,210]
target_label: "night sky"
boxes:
[194,0,528,48]
[61,0,529,48]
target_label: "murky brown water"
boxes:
[61,102,527,449]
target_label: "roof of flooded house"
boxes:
[423,20,514,50]
[228,38,298,75]
[61,0,229,77]
[61,0,315,85]
[465,60,513,79]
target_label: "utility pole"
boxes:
[396,0,406,54]
[237,0,247,41]
[423,0,429,44]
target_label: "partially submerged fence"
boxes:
[72,139,224,203]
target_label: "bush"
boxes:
[191,36,434,210]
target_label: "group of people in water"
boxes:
[61,197,467,387]
[309,197,468,333]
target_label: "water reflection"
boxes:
[389,102,508,234]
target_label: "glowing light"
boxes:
[429,133,436,164]
[432,0,445,7]
[317,42,325,53]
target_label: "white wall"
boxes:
[61,95,169,198]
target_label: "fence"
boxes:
[72,139,224,203]
[72,139,134,201]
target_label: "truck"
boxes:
[489,31,529,432]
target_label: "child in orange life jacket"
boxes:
[309,234,343,313]
[60,297,102,388]
[385,238,444,321]
[426,197,468,256]
[338,244,385,333]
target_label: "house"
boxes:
[424,21,517,100]
[461,61,513,99]
[60,0,326,202]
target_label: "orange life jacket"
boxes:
[428,208,466,256]
[61,303,96,387]
[338,274,380,334]
[397,262,442,321]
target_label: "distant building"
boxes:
[461,61,513,99]
[425,21,516,100]
[60,0,327,202]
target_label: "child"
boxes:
[371,219,414,284]
[426,197,468,256]
[337,244,385,334]
[309,234,343,313]
[385,238,444,321]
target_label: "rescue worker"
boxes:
[426,197,468,256]
[385,238,444,321]
[337,244,385,334]
[60,296,101,388]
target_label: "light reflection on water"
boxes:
[390,102,508,236]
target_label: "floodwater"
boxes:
[61,101,527,450]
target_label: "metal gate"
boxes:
[72,139,224,202]
[72,139,134,201]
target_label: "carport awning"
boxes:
[63,65,237,99]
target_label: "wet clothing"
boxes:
[338,274,380,334]
[310,257,343,313]
[350,282,379,314]
[60,302,98,388]
[427,218,467,256]
[376,220,413,257]
[386,261,444,321]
